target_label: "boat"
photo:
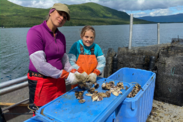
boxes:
[1,39,183,122]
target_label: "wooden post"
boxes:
[128,14,133,49]
[157,23,160,44]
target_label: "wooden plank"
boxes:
[0,102,28,106]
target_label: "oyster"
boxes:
[75,91,84,99]
[127,92,133,98]
[105,91,111,97]
[110,87,122,96]
[78,83,87,89]
[94,91,98,94]
[94,83,99,89]
[97,95,103,101]
[91,93,103,101]
[91,93,99,101]
[85,93,93,96]
[102,83,106,89]
[127,83,141,98]
[98,92,107,98]
[102,82,114,90]
[117,82,125,89]
[91,91,112,102]
[78,81,93,90]
[79,99,85,104]
[88,87,95,94]
[75,91,79,98]
[112,91,119,96]
[109,81,115,86]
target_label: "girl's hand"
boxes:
[87,73,97,84]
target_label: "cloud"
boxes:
[98,0,183,11]
[8,0,183,10]
[131,11,149,18]
[8,0,183,17]
[132,6,183,17]
[149,9,171,16]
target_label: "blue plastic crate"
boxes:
[105,111,116,122]
[25,77,134,122]
[24,115,51,122]
[107,67,156,122]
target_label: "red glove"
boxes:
[70,69,77,73]
[77,67,84,73]
[93,69,100,76]
[60,70,82,85]
[60,70,69,79]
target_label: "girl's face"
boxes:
[81,30,95,47]
[49,10,67,27]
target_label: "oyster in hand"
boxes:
[75,72,88,84]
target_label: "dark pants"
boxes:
[0,107,6,122]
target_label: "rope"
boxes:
[27,104,39,112]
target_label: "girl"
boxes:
[69,25,106,89]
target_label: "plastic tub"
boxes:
[108,67,156,122]
[24,115,51,122]
[26,77,134,122]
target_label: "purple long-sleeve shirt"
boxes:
[26,20,67,78]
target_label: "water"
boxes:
[0,23,183,82]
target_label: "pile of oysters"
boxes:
[75,81,126,103]
[127,83,142,98]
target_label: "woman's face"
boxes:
[81,30,95,47]
[49,10,67,27]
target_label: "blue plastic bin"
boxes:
[24,115,51,122]
[107,68,156,122]
[25,77,133,122]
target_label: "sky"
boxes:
[8,0,183,17]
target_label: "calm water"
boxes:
[0,23,183,82]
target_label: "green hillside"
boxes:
[0,0,152,27]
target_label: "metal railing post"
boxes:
[157,23,160,44]
[128,14,133,50]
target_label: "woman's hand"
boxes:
[66,72,80,85]
[66,72,88,85]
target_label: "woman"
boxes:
[26,3,85,110]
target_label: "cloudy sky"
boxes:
[8,0,183,17]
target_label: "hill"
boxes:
[137,13,183,23]
[0,0,151,27]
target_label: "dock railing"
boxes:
[0,76,29,112]
[0,76,28,95]
[128,15,161,50]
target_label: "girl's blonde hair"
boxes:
[80,26,95,38]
